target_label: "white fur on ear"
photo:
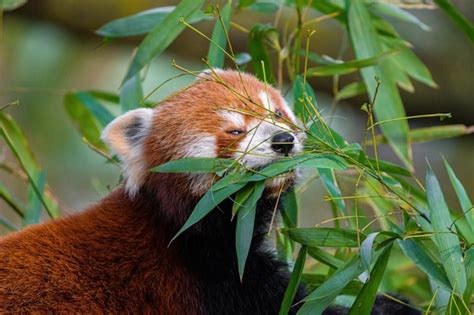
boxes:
[101,108,154,196]
[196,68,223,81]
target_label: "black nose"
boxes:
[271,132,295,155]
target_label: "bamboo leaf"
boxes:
[368,2,430,31]
[372,125,473,144]
[0,181,25,217]
[463,248,474,307]
[444,159,474,228]
[96,6,175,38]
[64,92,108,151]
[336,82,367,101]
[282,189,298,228]
[207,1,232,68]
[0,120,57,219]
[248,24,276,84]
[286,227,363,247]
[151,157,234,174]
[0,0,26,11]
[246,154,347,182]
[347,0,411,169]
[298,256,366,314]
[293,75,317,124]
[236,181,265,279]
[381,36,437,88]
[120,75,143,112]
[0,112,37,173]
[23,171,46,226]
[306,50,396,77]
[426,164,466,295]
[319,168,346,216]
[96,7,210,38]
[123,0,205,82]
[171,179,246,242]
[348,244,393,315]
[307,247,344,269]
[279,246,307,315]
[391,221,452,291]
[247,2,279,13]
[434,0,474,43]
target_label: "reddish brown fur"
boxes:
[0,70,296,313]
[0,189,204,313]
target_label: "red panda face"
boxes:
[102,70,304,197]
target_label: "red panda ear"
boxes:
[102,108,154,195]
[195,68,224,81]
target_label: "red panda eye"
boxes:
[227,129,244,136]
[274,109,283,118]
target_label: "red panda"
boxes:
[0,70,418,314]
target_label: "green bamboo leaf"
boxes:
[444,159,474,228]
[347,0,411,169]
[64,92,108,151]
[306,50,396,77]
[246,154,347,182]
[368,2,430,31]
[434,0,474,43]
[151,157,234,174]
[88,90,120,104]
[0,181,25,218]
[247,2,279,13]
[381,36,437,89]
[0,121,57,219]
[302,273,363,296]
[282,189,298,228]
[236,181,265,279]
[298,256,366,314]
[348,244,393,315]
[76,92,115,126]
[23,171,46,226]
[372,124,473,144]
[120,75,143,112]
[207,1,232,68]
[395,228,451,291]
[307,247,344,269]
[463,248,474,306]
[96,7,209,38]
[286,227,363,247]
[360,232,380,272]
[306,118,347,150]
[96,6,175,38]
[319,168,346,216]
[279,245,307,315]
[0,112,37,173]
[232,183,255,217]
[123,0,205,83]
[276,229,295,267]
[426,164,466,295]
[171,179,247,243]
[293,75,317,124]
[0,0,26,11]
[336,82,367,101]
[248,24,276,84]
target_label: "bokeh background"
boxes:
[1,0,473,229]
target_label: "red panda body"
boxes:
[0,71,306,314]
[0,71,419,314]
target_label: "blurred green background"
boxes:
[0,0,472,228]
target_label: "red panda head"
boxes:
[102,70,304,199]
